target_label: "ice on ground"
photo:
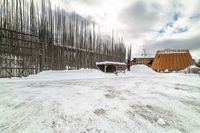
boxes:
[0,65,200,133]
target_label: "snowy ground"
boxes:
[0,65,200,133]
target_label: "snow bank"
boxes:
[1,64,158,82]
[0,65,200,133]
[130,65,156,74]
[26,69,115,81]
[0,69,127,83]
[179,65,200,74]
[0,65,159,83]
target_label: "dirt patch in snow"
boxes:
[175,84,200,93]
[103,87,122,99]
[127,104,188,132]
[94,108,106,116]
[104,93,114,99]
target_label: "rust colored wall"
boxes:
[151,50,193,72]
[141,58,147,65]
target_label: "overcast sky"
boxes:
[52,0,200,59]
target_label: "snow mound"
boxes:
[27,69,110,81]
[157,118,166,125]
[130,65,156,74]
[179,65,200,74]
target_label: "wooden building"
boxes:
[131,57,154,67]
[96,61,127,73]
[151,49,193,72]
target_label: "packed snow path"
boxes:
[0,66,200,133]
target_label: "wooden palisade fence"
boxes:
[0,0,128,78]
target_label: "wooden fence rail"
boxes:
[0,0,129,78]
[0,28,126,78]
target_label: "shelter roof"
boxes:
[96,61,126,66]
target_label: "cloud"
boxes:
[119,1,160,37]
[51,0,200,59]
[158,23,188,34]
[124,0,200,58]
[145,35,200,58]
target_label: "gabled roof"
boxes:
[157,49,189,54]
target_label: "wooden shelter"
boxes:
[151,49,193,72]
[96,61,127,73]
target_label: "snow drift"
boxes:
[179,65,200,74]
[0,65,200,133]
[130,65,156,74]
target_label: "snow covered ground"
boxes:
[0,65,200,133]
